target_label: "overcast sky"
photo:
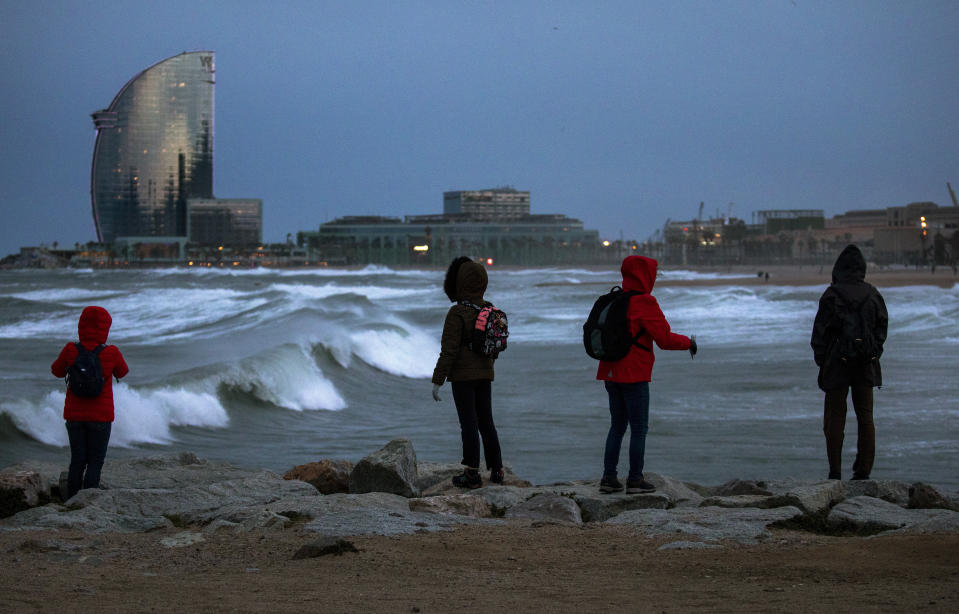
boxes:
[2,0,957,257]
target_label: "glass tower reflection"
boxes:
[90,51,215,243]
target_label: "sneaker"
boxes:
[452,469,482,489]
[626,478,656,494]
[599,476,624,494]
[490,468,505,484]
[851,473,870,481]
[828,471,842,480]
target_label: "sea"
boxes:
[1,266,957,492]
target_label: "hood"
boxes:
[455,261,488,303]
[831,244,866,284]
[78,305,112,345]
[621,255,657,293]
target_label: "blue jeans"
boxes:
[65,420,112,499]
[603,381,650,481]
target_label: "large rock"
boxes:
[711,479,773,497]
[349,439,419,498]
[409,494,492,518]
[699,494,781,509]
[827,496,959,534]
[908,483,959,512]
[644,473,705,508]
[841,479,911,506]
[762,480,845,514]
[1,503,172,533]
[283,459,354,494]
[104,453,252,489]
[607,506,804,544]
[0,470,46,518]
[504,493,582,525]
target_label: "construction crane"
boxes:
[948,182,958,207]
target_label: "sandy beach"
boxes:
[2,523,958,613]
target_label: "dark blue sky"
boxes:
[2,1,957,257]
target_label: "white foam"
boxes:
[0,384,229,448]
[269,282,431,302]
[221,344,346,411]
[348,326,439,378]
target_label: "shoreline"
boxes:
[538,264,959,288]
[2,445,958,612]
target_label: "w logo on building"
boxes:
[200,56,214,71]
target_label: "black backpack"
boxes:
[583,286,649,361]
[460,301,509,359]
[833,290,877,365]
[66,343,106,397]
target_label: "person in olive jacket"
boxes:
[811,244,888,481]
[431,256,504,489]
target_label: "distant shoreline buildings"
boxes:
[297,188,613,266]
[2,51,958,270]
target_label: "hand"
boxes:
[432,384,442,402]
[689,335,697,359]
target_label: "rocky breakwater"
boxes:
[3,439,959,551]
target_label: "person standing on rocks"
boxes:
[596,255,696,495]
[51,306,129,499]
[431,256,505,489]
[811,244,888,481]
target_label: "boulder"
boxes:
[349,439,419,498]
[841,479,911,506]
[1,503,172,533]
[283,459,353,494]
[711,479,773,497]
[607,506,804,544]
[700,494,781,509]
[762,480,845,514]
[0,470,46,518]
[505,493,582,525]
[827,495,959,534]
[409,494,492,518]
[102,452,254,489]
[643,473,705,508]
[908,483,959,512]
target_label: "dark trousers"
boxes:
[823,386,875,479]
[451,379,502,471]
[65,420,112,499]
[603,380,650,481]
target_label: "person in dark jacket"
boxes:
[431,257,504,489]
[811,244,888,480]
[597,255,696,494]
[51,306,129,499]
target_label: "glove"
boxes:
[432,384,442,402]
[689,335,697,359]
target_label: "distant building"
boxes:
[443,188,530,220]
[187,198,263,247]
[89,51,260,251]
[298,189,610,266]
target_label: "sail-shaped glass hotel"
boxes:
[90,51,215,243]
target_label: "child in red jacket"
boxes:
[597,256,696,494]
[51,306,129,499]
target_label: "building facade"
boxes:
[298,189,610,266]
[90,51,216,243]
[187,198,263,247]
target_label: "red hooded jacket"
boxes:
[51,306,129,422]
[596,256,691,383]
